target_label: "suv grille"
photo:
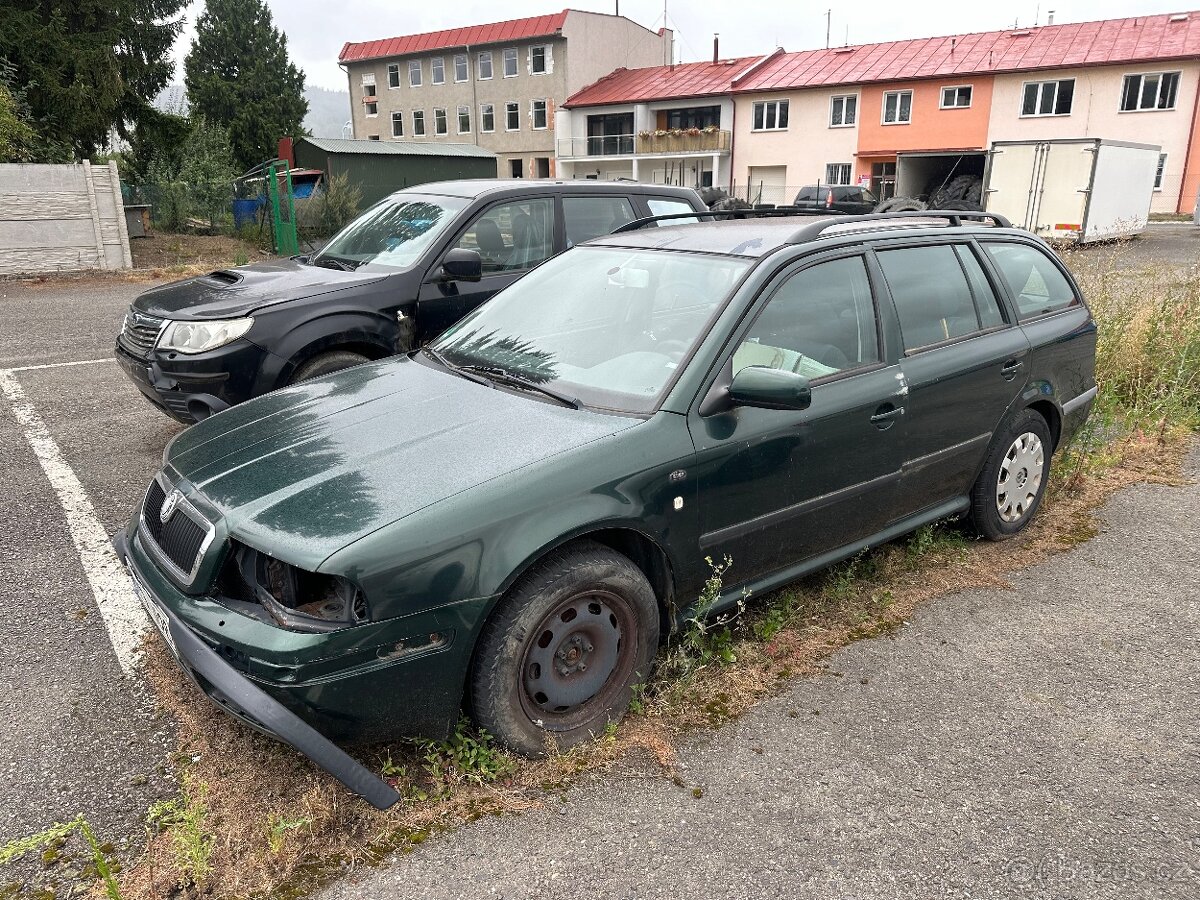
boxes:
[141,479,211,580]
[120,311,165,356]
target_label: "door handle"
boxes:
[870,404,905,429]
[1000,359,1024,381]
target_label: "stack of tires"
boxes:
[874,174,986,214]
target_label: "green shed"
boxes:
[292,137,498,207]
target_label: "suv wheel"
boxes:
[289,350,369,384]
[470,541,659,756]
[970,409,1052,540]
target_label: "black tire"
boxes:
[969,410,1053,541]
[470,541,660,756]
[288,350,370,384]
[940,199,985,212]
[875,197,927,213]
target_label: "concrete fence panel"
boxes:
[0,161,132,275]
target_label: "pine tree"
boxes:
[184,0,308,173]
[0,1,186,159]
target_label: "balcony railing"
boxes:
[556,129,731,158]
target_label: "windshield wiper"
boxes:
[460,365,582,409]
[420,347,492,387]
[312,255,357,272]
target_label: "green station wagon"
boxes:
[115,211,1097,808]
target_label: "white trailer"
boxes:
[982,139,1160,243]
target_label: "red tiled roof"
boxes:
[563,56,768,107]
[339,11,569,63]
[735,11,1200,92]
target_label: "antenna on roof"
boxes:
[1048,10,1055,25]
[825,9,831,50]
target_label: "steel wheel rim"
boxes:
[519,589,637,731]
[996,431,1045,523]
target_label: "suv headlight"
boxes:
[159,317,254,354]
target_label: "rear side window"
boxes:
[876,244,984,351]
[954,245,1005,328]
[981,242,1079,320]
[563,196,635,247]
[647,197,699,225]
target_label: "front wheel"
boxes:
[969,410,1052,540]
[288,350,369,384]
[470,541,659,756]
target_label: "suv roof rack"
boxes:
[608,208,1012,239]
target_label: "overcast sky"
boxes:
[169,1,1187,91]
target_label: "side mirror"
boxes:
[729,365,812,411]
[439,248,483,283]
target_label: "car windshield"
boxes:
[430,246,750,414]
[311,193,469,272]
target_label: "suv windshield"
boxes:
[312,193,469,272]
[430,246,750,413]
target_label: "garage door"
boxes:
[747,165,788,206]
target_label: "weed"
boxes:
[666,556,749,674]
[903,524,968,570]
[417,719,513,791]
[267,816,312,854]
[232,247,249,266]
[147,777,213,888]
[0,816,121,899]
[379,751,407,779]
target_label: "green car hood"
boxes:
[165,356,640,571]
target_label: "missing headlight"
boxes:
[229,543,369,632]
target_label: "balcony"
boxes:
[556,129,731,159]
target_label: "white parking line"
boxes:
[7,357,115,373]
[0,364,147,677]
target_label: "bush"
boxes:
[304,172,362,239]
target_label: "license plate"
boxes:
[128,565,177,658]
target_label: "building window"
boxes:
[503,47,518,77]
[829,94,856,127]
[477,51,493,80]
[825,163,852,185]
[454,54,468,82]
[368,135,380,141]
[408,60,422,87]
[535,157,551,178]
[1021,79,1074,116]
[752,99,789,131]
[391,111,404,137]
[387,64,400,89]
[882,90,912,124]
[505,101,520,131]
[510,158,524,178]
[531,99,548,130]
[361,76,377,117]
[434,107,447,135]
[481,103,495,132]
[1121,72,1180,111]
[664,105,721,129]
[531,45,547,74]
[940,85,972,108]
[412,110,425,136]
[457,105,471,133]
[430,57,444,85]
[1154,153,1168,190]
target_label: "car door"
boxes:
[688,251,907,589]
[416,195,557,341]
[873,240,1031,516]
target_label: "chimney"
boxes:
[277,136,295,167]
[1047,10,1055,24]
[713,33,719,63]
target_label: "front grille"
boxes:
[120,310,165,356]
[141,479,211,579]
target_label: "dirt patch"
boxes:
[129,234,269,272]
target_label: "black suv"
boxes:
[115,180,705,423]
[793,184,878,215]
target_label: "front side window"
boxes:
[454,197,556,273]
[1121,71,1180,111]
[454,54,468,82]
[1154,153,1168,190]
[506,101,520,131]
[433,246,749,413]
[434,107,448,135]
[503,47,519,77]
[735,256,879,379]
[481,103,495,133]
[312,193,470,272]
[829,94,857,126]
[825,163,852,185]
[877,245,987,351]
[531,45,547,74]
[408,60,422,87]
[981,242,1079,320]
[1021,79,1074,116]
[753,99,789,131]
[882,90,913,124]
[457,105,471,133]
[563,196,636,247]
[478,51,493,80]
[391,111,404,137]
[412,110,426,136]
[941,85,972,108]
[430,57,444,84]
[531,99,548,130]
[387,64,400,88]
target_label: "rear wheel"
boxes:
[289,350,369,384]
[470,541,659,756]
[969,410,1052,540]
